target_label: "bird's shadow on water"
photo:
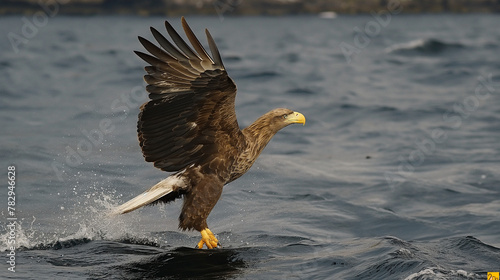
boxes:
[100,246,252,280]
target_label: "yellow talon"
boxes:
[197,228,219,249]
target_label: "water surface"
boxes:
[1,14,499,279]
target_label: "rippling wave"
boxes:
[385,38,465,55]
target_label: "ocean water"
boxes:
[1,14,500,279]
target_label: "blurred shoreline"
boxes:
[1,0,499,16]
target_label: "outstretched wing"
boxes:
[136,17,245,173]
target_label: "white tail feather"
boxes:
[112,175,186,215]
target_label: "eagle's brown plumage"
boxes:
[113,17,305,249]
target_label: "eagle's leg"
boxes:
[196,228,219,249]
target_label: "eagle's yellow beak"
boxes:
[287,112,306,125]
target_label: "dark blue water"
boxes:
[1,14,500,279]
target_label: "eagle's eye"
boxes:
[282,114,288,119]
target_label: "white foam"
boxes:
[404,267,480,280]
[385,39,426,53]
[0,187,165,252]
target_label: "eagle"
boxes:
[113,17,306,249]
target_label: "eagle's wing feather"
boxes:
[205,29,224,68]
[136,17,245,173]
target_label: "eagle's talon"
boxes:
[197,228,219,249]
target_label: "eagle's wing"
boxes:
[135,17,245,173]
